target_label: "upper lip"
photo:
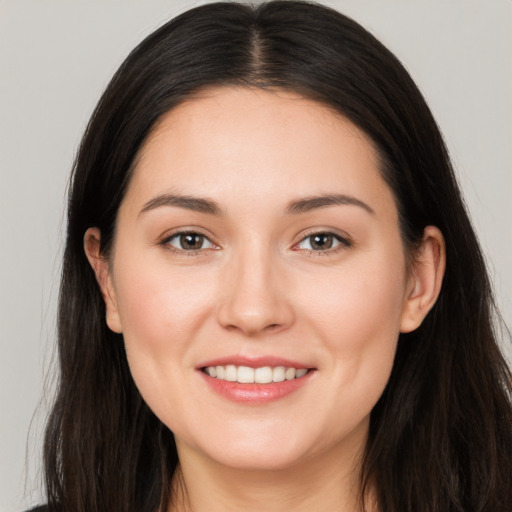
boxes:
[196,355,313,370]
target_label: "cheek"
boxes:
[112,260,218,423]
[112,259,218,405]
[299,251,406,391]
[115,262,212,344]
[303,254,405,330]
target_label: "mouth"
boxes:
[198,357,316,403]
[201,365,310,384]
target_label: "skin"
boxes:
[85,86,445,511]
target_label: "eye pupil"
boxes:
[311,234,333,250]
[180,233,203,250]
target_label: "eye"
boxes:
[295,232,350,252]
[164,232,216,252]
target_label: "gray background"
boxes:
[1,1,510,510]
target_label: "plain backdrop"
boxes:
[1,1,510,510]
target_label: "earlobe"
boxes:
[83,228,123,333]
[400,226,446,333]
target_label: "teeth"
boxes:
[225,365,237,381]
[285,367,296,380]
[237,366,254,383]
[204,365,310,384]
[255,366,273,384]
[273,366,285,382]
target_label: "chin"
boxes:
[177,421,318,472]
[205,441,309,472]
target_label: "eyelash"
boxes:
[161,231,217,256]
[293,231,352,256]
[160,230,352,256]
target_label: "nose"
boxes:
[216,245,295,337]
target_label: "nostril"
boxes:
[216,293,295,335]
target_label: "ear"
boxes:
[400,226,446,333]
[83,227,123,333]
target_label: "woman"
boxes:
[35,1,512,511]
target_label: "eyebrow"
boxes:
[139,192,374,217]
[140,193,222,216]
[285,194,375,215]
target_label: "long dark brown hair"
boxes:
[43,2,512,511]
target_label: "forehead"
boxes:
[124,86,394,217]
[140,86,375,162]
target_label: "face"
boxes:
[88,87,433,472]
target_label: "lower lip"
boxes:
[199,370,314,404]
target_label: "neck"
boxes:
[169,427,372,512]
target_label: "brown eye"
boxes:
[166,232,215,251]
[180,233,204,250]
[310,234,334,250]
[296,232,350,252]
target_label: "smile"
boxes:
[203,365,309,384]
